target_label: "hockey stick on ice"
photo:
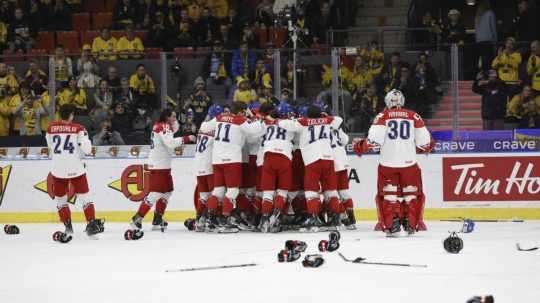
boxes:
[338,252,427,268]
[165,263,258,273]
[516,243,539,252]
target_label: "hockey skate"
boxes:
[213,215,239,233]
[385,216,402,237]
[195,213,207,232]
[402,218,415,235]
[64,220,74,235]
[130,214,143,230]
[231,210,256,231]
[342,209,357,230]
[85,219,103,238]
[300,214,326,233]
[325,212,342,231]
[152,213,168,231]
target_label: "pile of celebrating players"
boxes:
[46,89,436,239]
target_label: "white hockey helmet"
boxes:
[384,89,405,108]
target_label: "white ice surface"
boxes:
[1,222,539,303]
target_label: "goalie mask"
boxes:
[384,89,405,108]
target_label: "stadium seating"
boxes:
[81,30,100,46]
[56,31,80,53]
[174,47,195,58]
[92,12,113,30]
[34,31,55,52]
[72,13,91,31]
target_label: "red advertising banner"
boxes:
[442,156,540,201]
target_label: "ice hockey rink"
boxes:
[1,221,539,303]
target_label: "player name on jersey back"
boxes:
[46,121,91,178]
[369,108,431,168]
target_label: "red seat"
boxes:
[105,0,117,12]
[145,47,163,59]
[26,49,48,60]
[196,47,211,57]
[56,31,80,53]
[81,30,100,46]
[2,50,24,63]
[255,27,269,49]
[84,0,105,13]
[111,31,125,40]
[34,31,55,51]
[270,27,288,47]
[92,12,113,30]
[134,30,147,43]
[72,13,91,31]
[174,47,195,58]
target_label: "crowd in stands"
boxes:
[413,0,540,129]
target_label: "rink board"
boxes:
[0,152,539,222]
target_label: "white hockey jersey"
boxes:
[195,121,215,176]
[46,121,92,178]
[147,122,186,170]
[330,126,350,172]
[199,113,263,165]
[367,108,431,168]
[282,116,343,166]
[261,118,296,160]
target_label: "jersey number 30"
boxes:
[387,120,410,140]
[52,134,75,154]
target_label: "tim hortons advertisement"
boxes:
[442,156,540,202]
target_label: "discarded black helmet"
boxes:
[444,232,463,254]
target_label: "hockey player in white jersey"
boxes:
[354,89,435,236]
[193,104,222,230]
[278,105,343,231]
[258,102,298,232]
[329,120,356,229]
[199,102,264,232]
[131,108,196,230]
[45,104,104,237]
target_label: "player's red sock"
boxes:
[306,198,320,215]
[196,199,207,216]
[327,197,342,214]
[58,206,71,224]
[261,199,273,215]
[155,199,168,216]
[236,194,250,212]
[252,196,262,214]
[206,196,218,213]
[222,197,234,216]
[292,196,306,214]
[274,195,286,212]
[83,203,96,221]
[137,200,152,218]
[342,198,354,210]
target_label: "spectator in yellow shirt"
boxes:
[348,56,373,94]
[39,90,52,132]
[57,76,87,114]
[129,64,157,108]
[492,37,521,95]
[0,62,19,97]
[366,41,384,76]
[0,21,7,51]
[207,0,229,19]
[13,93,49,135]
[233,77,257,104]
[526,40,540,93]
[7,84,33,135]
[0,95,11,136]
[117,24,144,59]
[92,28,117,61]
[49,45,73,87]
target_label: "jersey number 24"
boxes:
[52,134,75,154]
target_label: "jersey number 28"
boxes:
[52,134,75,154]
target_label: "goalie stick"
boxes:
[338,252,427,268]
[516,243,539,252]
[165,263,258,273]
